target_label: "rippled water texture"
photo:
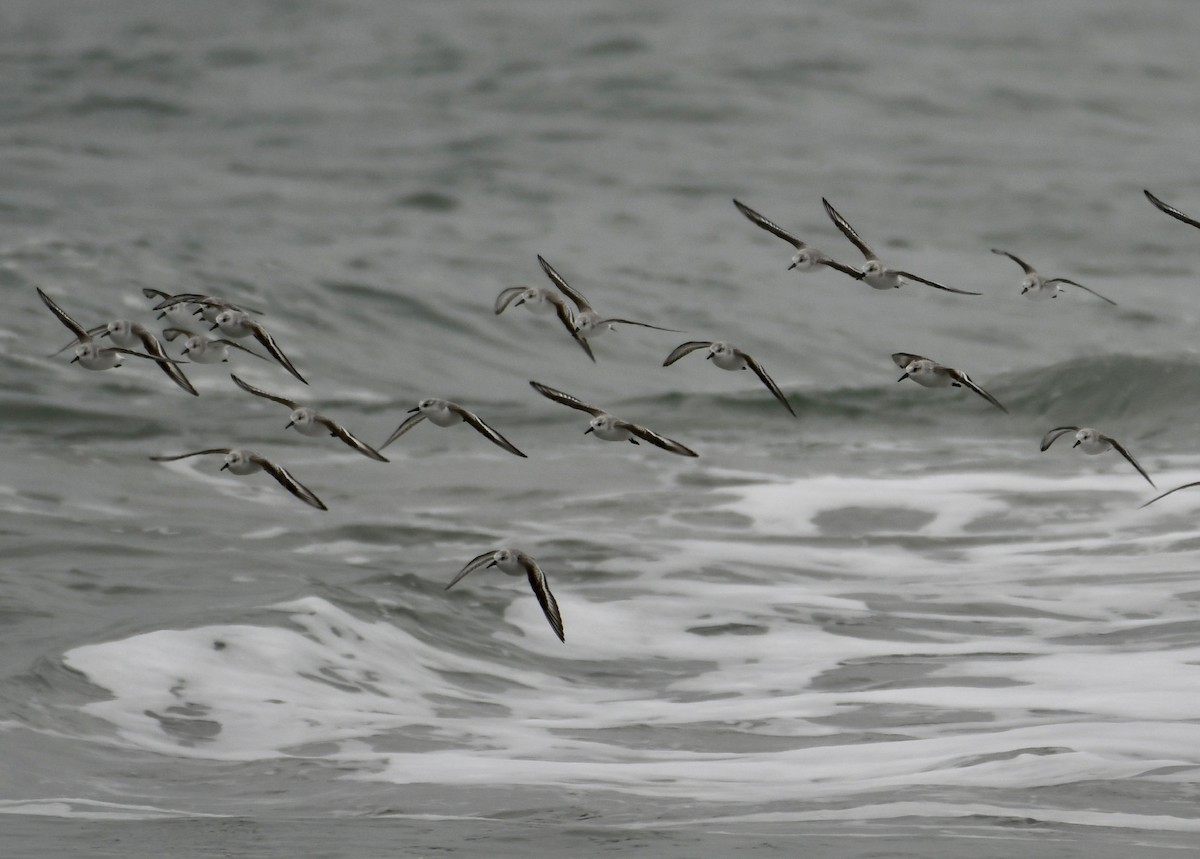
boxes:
[3,0,1200,855]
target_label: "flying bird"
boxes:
[663,340,795,416]
[446,548,565,642]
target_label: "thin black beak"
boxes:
[584,427,594,435]
[1073,440,1081,448]
[70,355,80,364]
[220,463,230,471]
[407,406,420,413]
[209,322,219,331]
[896,373,909,382]
[285,421,294,429]
[486,560,497,568]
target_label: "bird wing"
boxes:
[616,419,699,457]
[379,411,428,451]
[445,550,498,590]
[529,380,604,416]
[131,325,198,396]
[1039,426,1079,451]
[1045,278,1118,306]
[662,341,713,367]
[891,352,929,370]
[548,299,595,362]
[493,287,527,315]
[149,448,231,462]
[741,351,796,417]
[821,198,877,261]
[732,199,804,249]
[313,415,390,462]
[946,367,1008,413]
[990,248,1037,275]
[450,405,527,458]
[37,288,91,340]
[248,454,328,510]
[520,553,565,642]
[230,373,299,408]
[1145,189,1200,231]
[595,317,681,333]
[1140,480,1200,509]
[1104,436,1155,487]
[537,254,593,313]
[247,321,307,384]
[895,270,981,296]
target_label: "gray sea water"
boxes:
[3,0,1200,856]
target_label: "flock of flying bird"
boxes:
[35,187,1200,642]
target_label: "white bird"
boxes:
[663,340,795,417]
[892,352,1008,413]
[146,290,263,324]
[446,548,565,642]
[991,249,1116,305]
[37,288,170,373]
[732,199,864,279]
[160,327,269,364]
[209,308,307,384]
[1144,189,1200,231]
[529,380,699,457]
[98,320,198,395]
[1040,426,1154,487]
[230,374,388,462]
[379,399,526,457]
[149,447,328,510]
[537,254,679,362]
[822,198,981,295]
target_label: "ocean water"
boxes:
[3,0,1200,856]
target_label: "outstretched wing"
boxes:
[149,448,231,462]
[946,368,1008,413]
[1140,480,1200,509]
[895,270,981,296]
[529,380,604,416]
[732,199,804,249]
[596,317,681,333]
[494,287,527,315]
[1039,426,1079,451]
[450,405,527,458]
[821,198,877,261]
[379,411,427,451]
[446,550,498,590]
[617,420,699,457]
[248,454,328,510]
[741,351,796,417]
[891,352,929,370]
[537,254,593,314]
[313,415,389,462]
[230,373,299,408]
[548,300,594,362]
[990,248,1037,275]
[662,341,713,367]
[36,288,90,340]
[1105,436,1155,487]
[247,321,307,385]
[520,553,565,642]
[1045,278,1118,306]
[1145,189,1200,231]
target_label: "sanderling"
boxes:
[892,352,1008,413]
[1040,426,1154,486]
[822,198,981,295]
[446,548,564,642]
[732,199,864,279]
[209,309,307,384]
[149,447,327,510]
[1144,189,1200,231]
[379,399,526,457]
[160,328,269,364]
[529,380,699,457]
[991,249,1116,305]
[230,374,388,461]
[537,254,680,362]
[146,290,264,324]
[99,320,198,396]
[663,340,795,417]
[37,288,171,373]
